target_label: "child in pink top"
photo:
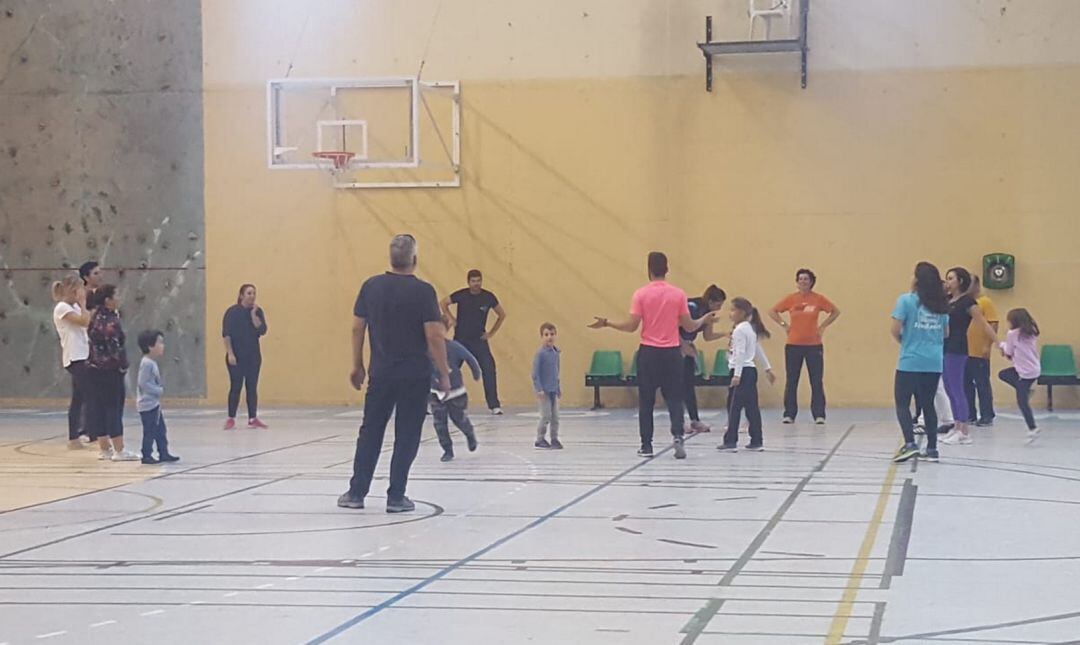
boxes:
[998,308,1041,441]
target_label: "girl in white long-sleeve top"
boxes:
[719,298,776,452]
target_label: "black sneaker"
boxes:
[637,445,654,457]
[717,444,738,453]
[673,438,686,460]
[534,438,551,449]
[743,443,764,452]
[465,432,478,452]
[920,448,940,462]
[975,418,994,427]
[893,442,919,463]
[386,496,415,513]
[141,456,160,465]
[159,454,180,463]
[337,492,365,509]
[550,439,563,450]
[913,425,926,435]
[937,423,955,434]
[440,451,454,462]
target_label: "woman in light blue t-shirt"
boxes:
[890,262,950,463]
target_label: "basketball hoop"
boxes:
[312,151,356,175]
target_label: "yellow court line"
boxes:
[824,460,899,644]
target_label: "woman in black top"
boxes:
[222,284,268,429]
[939,268,995,446]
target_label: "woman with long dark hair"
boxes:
[85,285,139,461]
[891,262,950,463]
[939,267,996,446]
[222,284,268,430]
[718,297,776,452]
[681,285,727,434]
[999,308,1042,443]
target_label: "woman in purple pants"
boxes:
[939,267,996,446]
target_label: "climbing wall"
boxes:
[0,0,205,397]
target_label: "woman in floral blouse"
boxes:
[86,285,140,461]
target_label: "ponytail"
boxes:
[51,275,82,303]
[749,307,771,339]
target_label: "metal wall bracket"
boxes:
[697,0,810,91]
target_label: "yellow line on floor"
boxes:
[824,460,899,644]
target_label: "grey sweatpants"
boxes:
[537,392,559,441]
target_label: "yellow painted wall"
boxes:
[202,1,1080,409]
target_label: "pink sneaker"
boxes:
[248,418,269,429]
[223,418,236,431]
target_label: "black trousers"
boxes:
[895,370,939,450]
[431,393,475,453]
[460,339,500,410]
[964,357,995,422]
[65,360,90,440]
[999,368,1037,430]
[227,354,261,419]
[637,345,684,447]
[783,344,826,420]
[683,355,700,422]
[348,376,429,501]
[139,407,171,459]
[86,368,125,440]
[725,367,762,447]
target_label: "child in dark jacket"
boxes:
[431,323,482,462]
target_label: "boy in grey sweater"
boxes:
[431,326,482,462]
[532,322,562,449]
[137,330,179,464]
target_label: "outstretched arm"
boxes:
[588,314,641,333]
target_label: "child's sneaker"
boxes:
[893,442,919,463]
[111,449,140,462]
[440,451,454,462]
[534,438,551,449]
[920,448,940,462]
[465,432,478,452]
[159,454,180,463]
[247,418,269,429]
[958,433,974,445]
[716,444,738,453]
[940,430,961,445]
[98,448,114,461]
[550,439,563,450]
[743,443,765,452]
[491,408,504,416]
[637,444,654,457]
[673,438,686,460]
[1025,427,1041,444]
[781,417,794,424]
[141,456,160,465]
[223,418,236,431]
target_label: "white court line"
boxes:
[315,566,331,572]
[223,592,239,598]
[334,410,364,418]
[360,552,374,558]
[90,620,116,628]
[189,601,206,605]
[35,632,67,640]
[255,583,274,589]
[140,610,164,617]
[286,576,300,581]
[377,546,389,552]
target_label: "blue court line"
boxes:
[306,443,681,643]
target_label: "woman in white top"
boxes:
[51,275,93,449]
[719,297,776,452]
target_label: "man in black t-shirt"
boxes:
[338,234,450,514]
[441,269,507,414]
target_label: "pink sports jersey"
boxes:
[630,281,690,348]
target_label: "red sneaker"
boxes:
[223,418,236,431]
[248,418,269,429]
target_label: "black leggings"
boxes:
[86,368,125,440]
[895,370,939,450]
[65,360,90,440]
[725,367,762,447]
[683,355,700,422]
[999,368,1037,430]
[227,355,262,419]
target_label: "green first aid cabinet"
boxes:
[983,253,1015,290]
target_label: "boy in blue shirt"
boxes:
[137,330,179,465]
[532,322,562,449]
[431,321,481,462]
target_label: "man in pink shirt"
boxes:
[590,252,716,459]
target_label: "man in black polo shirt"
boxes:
[441,269,507,415]
[338,234,450,513]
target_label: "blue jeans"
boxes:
[139,407,171,459]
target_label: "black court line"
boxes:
[679,423,858,645]
[305,439,691,644]
[151,504,213,522]
[656,538,717,550]
[843,609,1080,644]
[880,478,917,589]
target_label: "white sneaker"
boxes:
[491,408,504,416]
[940,431,961,445]
[111,449,141,462]
[958,433,974,445]
[98,449,114,460]
[1025,428,1041,444]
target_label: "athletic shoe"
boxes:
[141,456,160,465]
[111,449,140,462]
[893,443,919,463]
[67,440,84,450]
[440,451,454,462]
[939,431,962,445]
[913,425,926,435]
[781,417,794,424]
[637,445,654,457]
[920,448,940,462]
[534,438,551,449]
[386,496,416,513]
[336,493,364,509]
[814,418,826,425]
[716,444,738,453]
[958,433,974,445]
[98,449,114,461]
[743,443,765,452]
[937,423,955,434]
[975,418,994,427]
[465,432,478,452]
[550,439,564,450]
[690,420,711,433]
[673,438,686,460]
[491,408,504,416]
[247,418,269,429]
[1025,428,1041,444]
[159,454,180,463]
[223,418,236,431]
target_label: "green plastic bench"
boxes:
[585,350,624,409]
[1038,344,1080,411]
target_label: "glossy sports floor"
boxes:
[1,405,1079,644]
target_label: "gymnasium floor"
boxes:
[1,406,1079,644]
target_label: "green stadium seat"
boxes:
[710,350,731,380]
[1038,344,1080,411]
